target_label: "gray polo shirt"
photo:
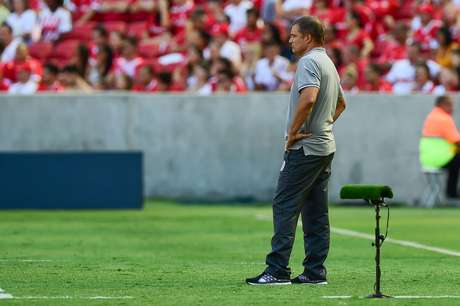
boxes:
[285,47,343,156]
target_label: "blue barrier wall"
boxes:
[0,152,143,209]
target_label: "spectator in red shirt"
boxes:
[187,7,215,36]
[113,36,144,78]
[233,8,264,47]
[411,4,442,52]
[37,63,64,91]
[215,68,247,93]
[168,0,194,36]
[69,0,101,25]
[362,63,392,92]
[309,0,345,28]
[377,21,409,68]
[340,44,368,89]
[343,10,374,57]
[2,43,43,84]
[8,63,38,94]
[133,65,157,92]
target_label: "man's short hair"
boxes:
[291,16,325,45]
[435,95,451,106]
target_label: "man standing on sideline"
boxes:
[246,16,346,285]
[420,95,460,198]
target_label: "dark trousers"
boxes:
[443,153,460,197]
[265,148,334,280]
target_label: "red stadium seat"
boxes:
[48,57,71,69]
[138,42,169,59]
[127,22,148,40]
[50,40,80,60]
[28,41,53,60]
[62,22,96,41]
[104,21,127,34]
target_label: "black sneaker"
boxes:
[291,274,327,285]
[246,272,291,285]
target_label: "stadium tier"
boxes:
[1,0,460,94]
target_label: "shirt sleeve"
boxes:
[297,57,320,93]
[442,117,460,143]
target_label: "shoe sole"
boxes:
[246,281,292,286]
[294,281,328,285]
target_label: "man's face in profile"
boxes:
[289,25,309,57]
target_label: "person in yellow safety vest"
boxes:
[420,95,460,198]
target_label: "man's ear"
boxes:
[304,33,312,44]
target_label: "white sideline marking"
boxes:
[13,296,134,300]
[322,295,460,299]
[322,296,352,299]
[0,287,133,300]
[0,288,13,299]
[394,296,460,299]
[255,215,460,257]
[331,228,460,257]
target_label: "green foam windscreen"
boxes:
[340,185,393,200]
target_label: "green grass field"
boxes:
[1,201,459,305]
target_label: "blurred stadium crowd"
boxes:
[2,0,460,94]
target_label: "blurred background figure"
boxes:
[59,64,92,92]
[8,63,37,94]
[421,96,460,198]
[6,0,37,42]
[36,0,72,42]
[133,65,157,92]
[87,43,113,89]
[37,62,63,92]
[254,40,291,91]
[187,63,212,95]
[386,43,440,95]
[224,0,253,35]
[0,23,21,63]
[362,63,392,92]
[0,0,458,95]
[413,62,435,93]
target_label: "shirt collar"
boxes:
[304,47,326,56]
